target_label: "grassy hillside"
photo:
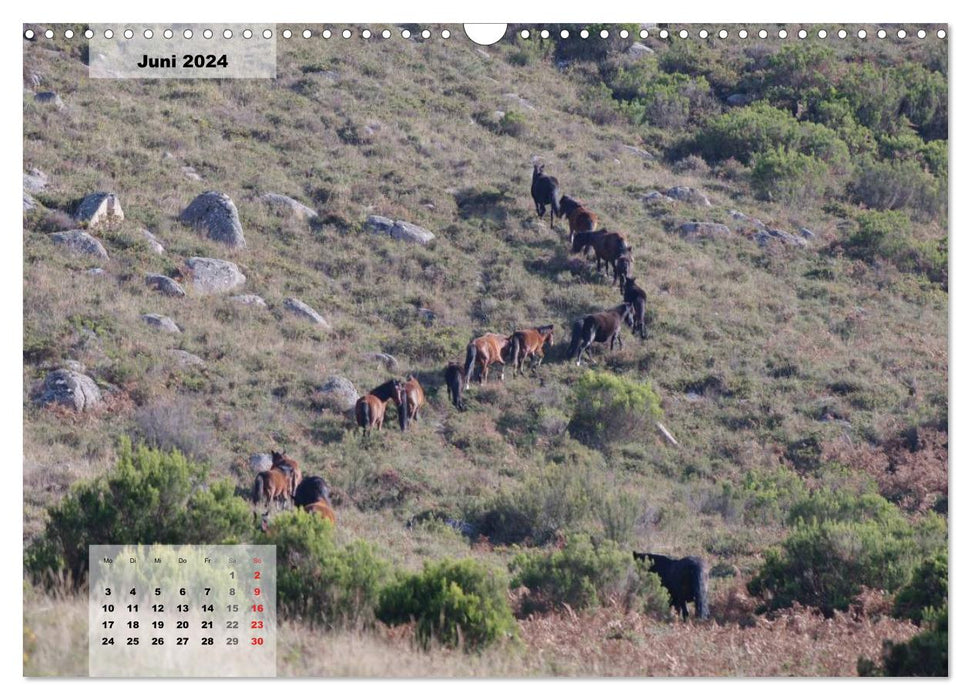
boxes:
[23,24,947,676]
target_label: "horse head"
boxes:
[271,450,283,464]
[533,163,544,179]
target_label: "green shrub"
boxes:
[497,111,527,138]
[257,509,389,628]
[851,157,944,219]
[693,103,800,164]
[893,552,948,624]
[859,606,948,677]
[750,147,831,206]
[377,558,518,651]
[509,534,669,617]
[568,371,662,449]
[25,438,253,586]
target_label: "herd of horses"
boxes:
[250,164,709,622]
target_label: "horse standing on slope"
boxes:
[509,324,555,376]
[355,379,405,437]
[571,229,631,279]
[633,551,710,620]
[399,374,425,430]
[531,164,561,228]
[558,195,598,245]
[270,450,302,499]
[622,276,649,340]
[614,253,633,290]
[464,333,512,389]
[444,362,466,411]
[568,303,633,366]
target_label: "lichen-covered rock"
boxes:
[678,222,732,241]
[145,274,186,297]
[139,228,165,254]
[167,349,205,367]
[76,192,124,228]
[642,191,675,204]
[261,193,318,220]
[51,230,109,259]
[390,220,435,245]
[185,257,246,295]
[628,42,654,57]
[365,215,394,235]
[23,169,48,194]
[141,313,181,333]
[364,352,399,371]
[318,376,358,412]
[665,187,711,207]
[230,294,267,307]
[754,228,808,248]
[249,453,273,472]
[23,192,38,211]
[180,191,246,248]
[284,297,330,328]
[35,369,102,412]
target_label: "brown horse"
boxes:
[271,451,302,499]
[509,325,555,376]
[355,379,404,436]
[614,253,634,290]
[531,164,561,228]
[305,499,337,525]
[399,374,425,430]
[464,333,512,389]
[444,362,466,411]
[622,277,648,340]
[572,229,631,279]
[568,303,634,365]
[558,195,598,244]
[252,467,292,511]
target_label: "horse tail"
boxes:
[358,399,371,432]
[252,473,265,505]
[464,343,477,388]
[399,391,410,431]
[551,183,561,218]
[694,561,710,620]
[568,320,583,360]
[510,334,522,374]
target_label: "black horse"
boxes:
[294,475,331,509]
[444,362,466,411]
[614,253,633,290]
[531,164,560,228]
[568,303,633,365]
[622,277,648,340]
[633,552,710,620]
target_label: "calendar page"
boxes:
[22,18,949,679]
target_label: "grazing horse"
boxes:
[633,552,710,620]
[569,303,633,365]
[531,164,560,228]
[614,253,633,290]
[444,362,466,411]
[305,499,337,525]
[572,229,631,278]
[252,467,292,511]
[271,451,302,499]
[558,195,598,244]
[622,277,648,340]
[464,333,512,389]
[294,475,331,509]
[355,379,404,436]
[399,374,425,430]
[509,324,555,376]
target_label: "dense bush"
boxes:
[568,370,662,449]
[376,558,518,651]
[893,552,948,624]
[510,534,669,617]
[842,210,946,283]
[25,439,253,586]
[257,509,389,628]
[859,606,948,677]
[750,147,831,206]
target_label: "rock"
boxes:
[365,352,399,371]
[86,267,107,276]
[139,229,165,254]
[141,314,181,333]
[365,215,394,235]
[23,192,38,211]
[726,93,755,107]
[754,228,808,248]
[261,193,318,220]
[800,227,816,239]
[729,209,765,228]
[678,222,732,241]
[628,42,654,56]
[185,257,246,295]
[621,144,655,160]
[641,191,674,204]
[76,192,124,228]
[35,369,102,411]
[34,91,63,108]
[167,349,205,367]
[182,166,202,181]
[23,168,48,194]
[180,191,246,248]
[249,453,273,472]
[475,48,491,59]
[230,294,267,307]
[52,230,109,259]
[390,220,435,245]
[318,375,358,412]
[145,274,186,297]
[62,359,86,373]
[502,92,536,111]
[665,187,711,207]
[284,297,330,328]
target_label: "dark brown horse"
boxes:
[464,333,512,389]
[509,325,555,376]
[571,229,631,279]
[622,277,648,340]
[355,379,404,436]
[399,374,425,430]
[294,475,331,509]
[444,362,466,411]
[568,303,633,365]
[531,164,560,228]
[558,195,598,244]
[614,253,633,290]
